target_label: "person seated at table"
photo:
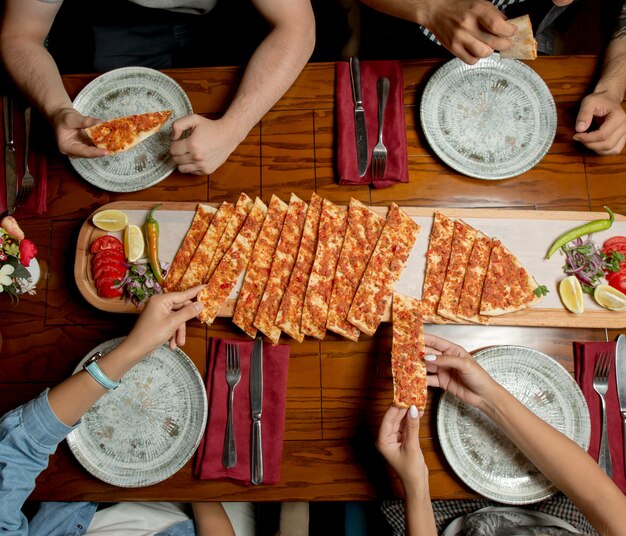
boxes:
[376,333,626,535]
[0,284,253,535]
[0,0,315,175]
[357,0,626,156]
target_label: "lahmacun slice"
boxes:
[254,193,308,344]
[422,212,455,324]
[347,204,420,337]
[276,192,323,342]
[456,231,492,324]
[437,219,477,322]
[198,197,267,325]
[500,15,537,60]
[233,195,288,338]
[177,201,234,290]
[392,293,427,410]
[163,203,217,292]
[300,198,349,340]
[205,192,254,281]
[85,110,172,154]
[326,199,385,341]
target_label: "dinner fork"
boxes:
[222,343,241,469]
[371,77,390,180]
[593,351,613,477]
[16,107,34,209]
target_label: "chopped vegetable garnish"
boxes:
[116,260,168,307]
[562,236,620,294]
[533,285,549,297]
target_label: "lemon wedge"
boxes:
[124,224,145,262]
[93,209,128,232]
[559,276,584,314]
[594,284,626,311]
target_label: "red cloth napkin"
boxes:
[336,60,408,189]
[573,341,626,493]
[0,99,47,216]
[194,338,290,485]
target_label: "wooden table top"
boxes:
[2,56,625,503]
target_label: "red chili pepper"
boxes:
[144,204,164,285]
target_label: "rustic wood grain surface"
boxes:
[2,56,624,502]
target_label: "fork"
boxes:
[16,107,34,209]
[222,343,241,469]
[371,77,390,180]
[593,351,613,477]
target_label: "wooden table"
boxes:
[2,56,625,502]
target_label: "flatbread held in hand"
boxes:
[500,15,537,60]
[85,110,173,154]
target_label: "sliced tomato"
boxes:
[90,235,124,254]
[605,269,623,284]
[94,263,126,282]
[608,273,626,294]
[603,236,626,249]
[96,276,124,298]
[93,249,125,266]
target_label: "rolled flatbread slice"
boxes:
[500,15,537,60]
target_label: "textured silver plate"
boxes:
[437,345,590,504]
[420,55,556,180]
[67,338,207,487]
[71,67,193,192]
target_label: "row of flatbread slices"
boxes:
[421,212,544,325]
[163,192,420,344]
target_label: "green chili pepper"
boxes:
[545,206,615,259]
[144,203,164,284]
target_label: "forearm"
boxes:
[359,0,427,25]
[47,339,149,426]
[1,39,72,119]
[480,385,626,534]
[403,474,437,536]
[192,502,235,536]
[594,4,626,101]
[220,20,314,143]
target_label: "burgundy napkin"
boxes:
[573,341,626,493]
[336,60,408,189]
[194,338,290,485]
[0,99,48,216]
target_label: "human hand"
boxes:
[50,107,109,158]
[424,334,499,408]
[170,114,242,175]
[376,405,428,487]
[420,0,516,64]
[573,91,626,155]
[122,285,205,357]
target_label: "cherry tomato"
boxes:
[603,236,626,249]
[90,235,124,254]
[608,272,626,294]
[96,276,124,298]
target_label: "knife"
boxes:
[616,334,626,477]
[3,96,17,215]
[349,56,369,177]
[250,335,264,484]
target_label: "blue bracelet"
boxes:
[83,352,121,390]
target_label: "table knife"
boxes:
[250,335,264,484]
[616,334,626,477]
[2,96,17,215]
[349,56,368,177]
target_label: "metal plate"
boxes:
[420,55,556,180]
[67,337,207,487]
[437,345,590,504]
[71,67,193,192]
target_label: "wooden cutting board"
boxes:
[75,200,626,328]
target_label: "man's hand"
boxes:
[420,0,516,64]
[170,114,242,175]
[51,107,109,158]
[376,405,428,487]
[573,91,626,155]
